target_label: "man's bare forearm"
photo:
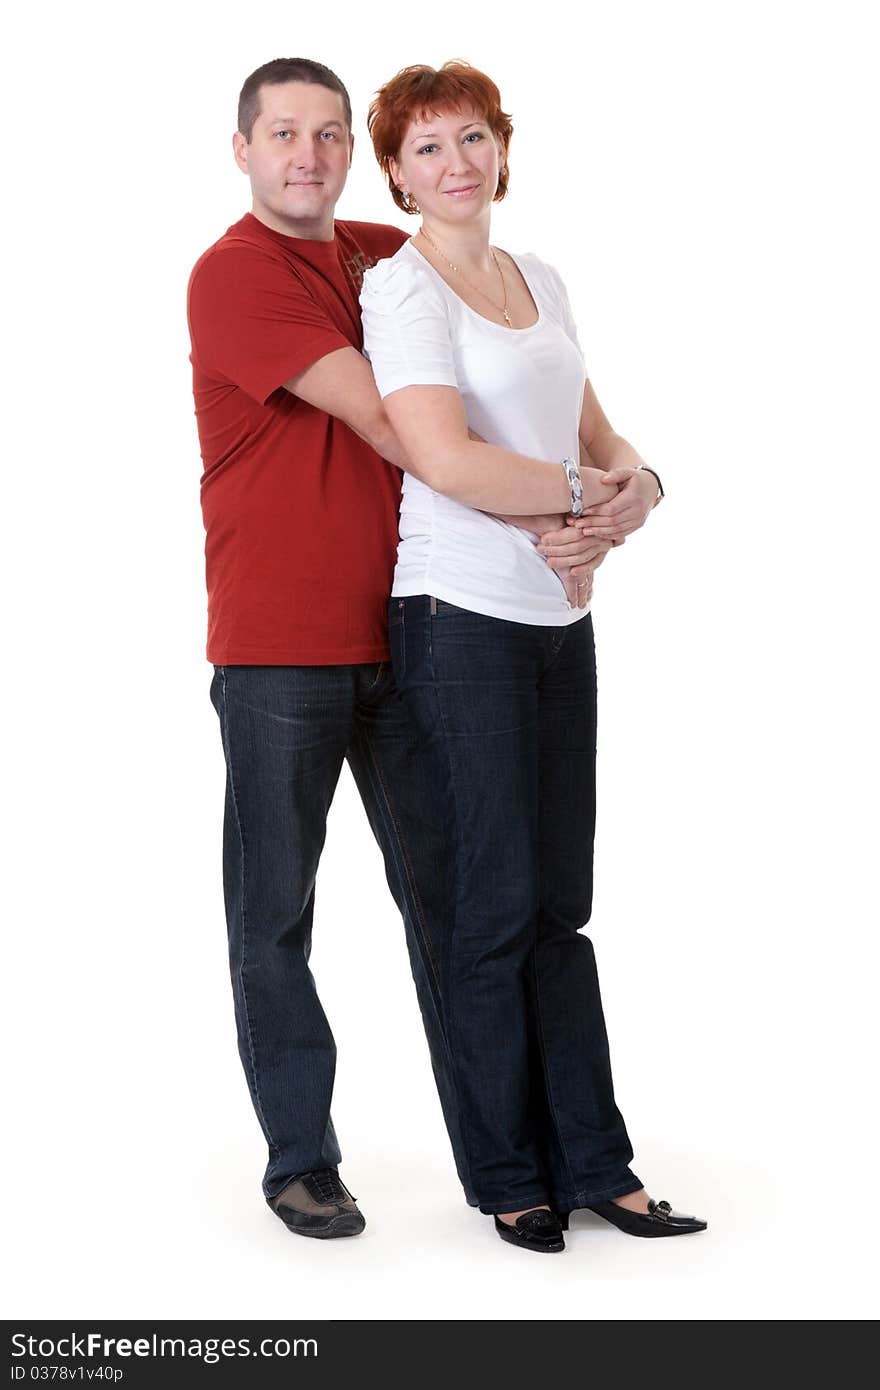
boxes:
[491,511,567,532]
[356,409,410,472]
[578,424,660,539]
[581,428,647,473]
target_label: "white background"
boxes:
[4,0,878,1322]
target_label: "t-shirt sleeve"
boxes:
[557,276,584,357]
[187,245,350,405]
[528,256,588,377]
[359,256,459,398]
[554,270,588,376]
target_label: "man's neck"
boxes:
[250,203,336,243]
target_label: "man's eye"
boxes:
[320,131,336,140]
[275,131,291,139]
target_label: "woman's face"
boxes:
[390,104,503,225]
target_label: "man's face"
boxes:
[233,81,353,239]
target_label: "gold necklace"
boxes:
[419,227,512,327]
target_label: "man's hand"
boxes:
[576,467,659,542]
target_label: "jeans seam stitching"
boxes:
[429,631,495,1206]
[356,720,441,989]
[219,667,280,1154]
[389,602,479,1203]
[357,715,477,1202]
[530,945,580,1199]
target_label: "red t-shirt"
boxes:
[187,213,408,665]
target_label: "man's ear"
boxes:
[349,132,354,168]
[232,130,249,174]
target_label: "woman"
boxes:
[360,62,705,1252]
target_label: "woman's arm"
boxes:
[286,346,612,515]
[381,381,613,516]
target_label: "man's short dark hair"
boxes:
[238,58,353,141]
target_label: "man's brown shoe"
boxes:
[268,1168,366,1239]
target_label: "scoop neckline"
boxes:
[406,239,543,335]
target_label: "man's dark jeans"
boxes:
[389,597,640,1215]
[210,661,475,1203]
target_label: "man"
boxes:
[187,57,477,1240]
[187,57,635,1241]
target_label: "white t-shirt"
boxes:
[360,239,589,626]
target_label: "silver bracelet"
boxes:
[561,457,583,516]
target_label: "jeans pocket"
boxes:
[209,665,226,716]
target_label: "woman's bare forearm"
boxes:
[290,351,615,515]
[367,414,608,515]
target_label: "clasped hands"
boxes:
[533,466,659,609]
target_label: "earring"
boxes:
[402,190,420,215]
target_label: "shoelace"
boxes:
[304,1168,351,1205]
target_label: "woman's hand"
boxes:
[562,570,594,609]
[536,521,614,609]
[576,467,659,542]
[536,522,614,575]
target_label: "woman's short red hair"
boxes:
[367,61,514,214]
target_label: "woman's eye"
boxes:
[464,132,484,143]
[417,144,438,155]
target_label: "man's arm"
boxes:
[575,380,661,541]
[285,349,613,516]
[285,346,408,461]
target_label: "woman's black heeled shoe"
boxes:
[560,1199,707,1237]
[494,1208,566,1253]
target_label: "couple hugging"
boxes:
[187,55,704,1254]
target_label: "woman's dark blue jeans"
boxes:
[389,596,640,1215]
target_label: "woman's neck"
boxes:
[418,213,495,273]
